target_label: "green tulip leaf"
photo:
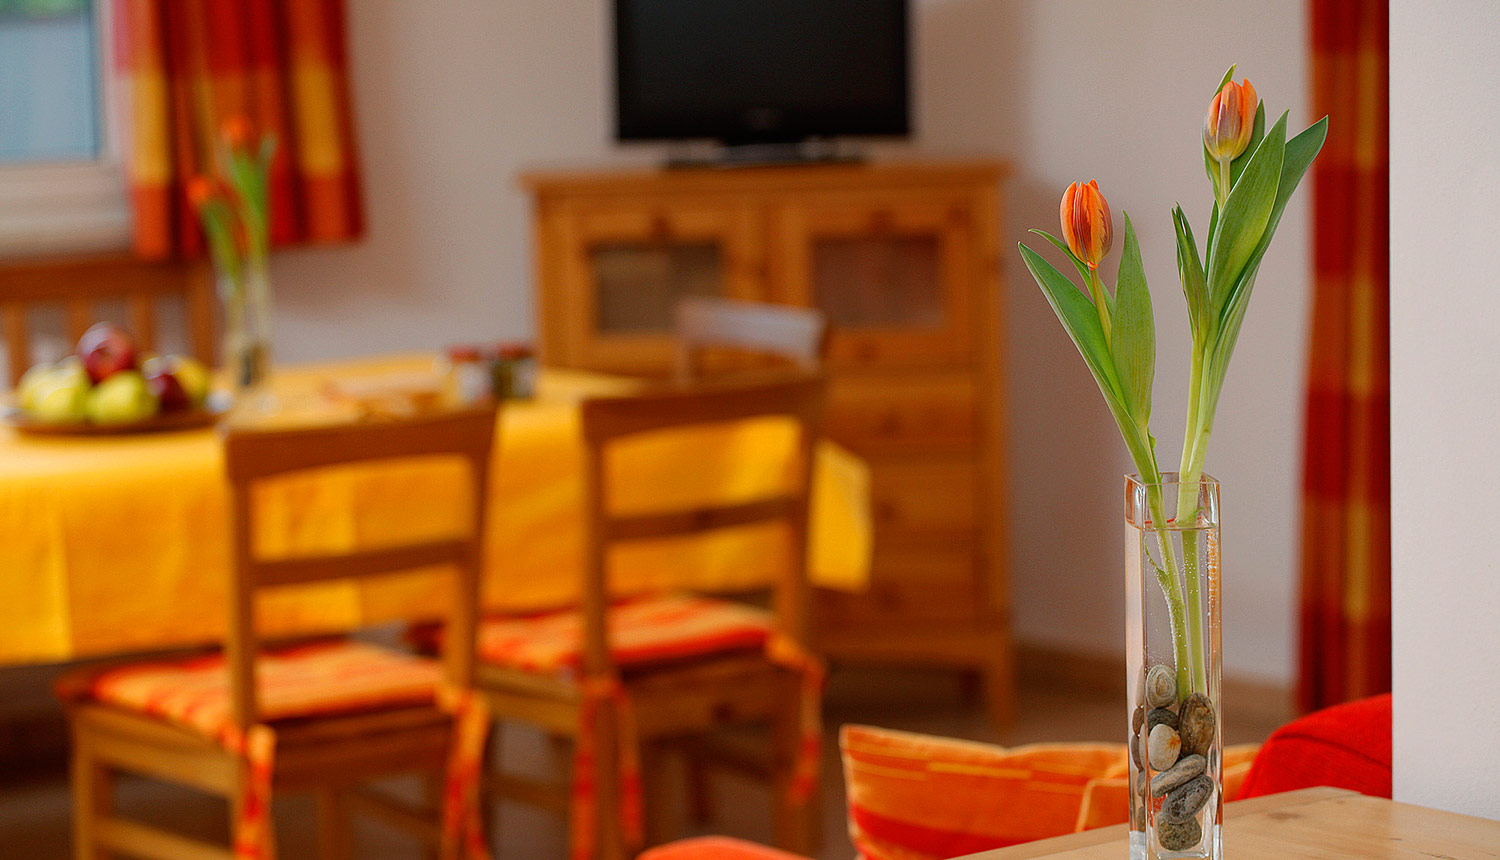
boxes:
[1203,116,1329,419]
[1214,116,1328,336]
[1111,213,1155,426]
[1216,64,1237,93]
[1019,242,1161,481]
[1173,205,1209,341]
[1029,229,1097,301]
[1207,111,1287,311]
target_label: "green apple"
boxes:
[28,369,92,424]
[170,356,212,406]
[16,362,55,412]
[86,370,159,425]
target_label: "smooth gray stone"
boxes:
[1160,774,1214,823]
[1133,704,1146,736]
[1146,664,1177,708]
[1150,753,1206,796]
[1157,816,1203,851]
[1178,693,1217,756]
[1147,706,1180,733]
[1148,723,1181,770]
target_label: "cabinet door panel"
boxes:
[773,194,976,368]
[551,201,762,374]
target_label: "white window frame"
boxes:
[0,0,131,258]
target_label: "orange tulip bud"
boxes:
[1203,79,1257,162]
[186,176,219,209]
[221,116,254,150]
[1060,180,1113,270]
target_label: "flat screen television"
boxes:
[614,0,910,148]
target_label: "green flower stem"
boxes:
[1175,349,1216,693]
[1087,268,1113,344]
[1144,482,1193,700]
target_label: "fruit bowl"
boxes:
[4,393,231,437]
[9,323,226,436]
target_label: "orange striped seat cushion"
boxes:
[638,836,812,860]
[61,641,443,743]
[841,725,1129,860]
[476,594,774,674]
[1073,743,1260,832]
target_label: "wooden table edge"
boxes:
[956,787,1358,859]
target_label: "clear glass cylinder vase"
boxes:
[220,267,276,415]
[1125,474,1222,860]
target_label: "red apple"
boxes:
[77,322,138,383]
[143,363,191,412]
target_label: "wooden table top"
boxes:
[964,787,1500,860]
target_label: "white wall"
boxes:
[1391,0,1500,821]
[271,0,1311,687]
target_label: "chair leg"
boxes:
[315,786,354,860]
[983,634,1016,730]
[684,753,714,826]
[640,743,675,847]
[70,729,113,860]
[772,674,820,857]
[481,721,502,857]
[576,704,628,860]
[421,772,444,860]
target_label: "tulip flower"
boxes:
[1203,79,1257,204]
[221,116,254,151]
[1060,180,1115,341]
[1060,180,1114,269]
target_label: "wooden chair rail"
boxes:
[580,375,826,442]
[221,406,498,481]
[0,255,215,385]
[605,496,799,542]
[253,539,471,588]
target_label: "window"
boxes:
[0,0,130,256]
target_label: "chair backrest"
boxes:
[220,407,497,729]
[674,297,828,382]
[0,255,217,386]
[577,375,826,677]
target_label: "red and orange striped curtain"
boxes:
[114,0,363,259]
[1298,0,1389,713]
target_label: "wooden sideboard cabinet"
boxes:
[522,160,1014,724]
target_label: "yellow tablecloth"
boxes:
[0,354,870,665]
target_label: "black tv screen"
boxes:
[614,0,910,144]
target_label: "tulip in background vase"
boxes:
[189,118,278,414]
[1018,67,1326,860]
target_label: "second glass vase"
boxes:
[1125,473,1222,860]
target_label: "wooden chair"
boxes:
[473,376,827,860]
[58,408,496,860]
[674,297,827,381]
[1,254,216,385]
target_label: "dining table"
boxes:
[0,353,871,666]
[963,787,1500,860]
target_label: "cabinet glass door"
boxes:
[774,196,975,367]
[559,204,760,374]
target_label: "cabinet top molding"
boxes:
[520,159,1011,197]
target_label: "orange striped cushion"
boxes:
[637,836,812,860]
[1073,743,1260,832]
[477,594,773,674]
[67,641,443,743]
[842,725,1128,860]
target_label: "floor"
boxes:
[0,667,1286,860]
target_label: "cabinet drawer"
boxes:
[826,373,978,455]
[818,576,982,624]
[868,457,977,537]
